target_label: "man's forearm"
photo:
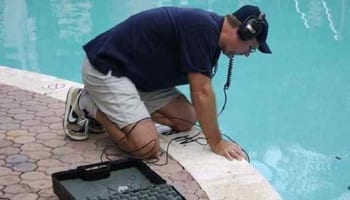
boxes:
[191,84,222,147]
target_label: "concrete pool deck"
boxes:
[0,66,281,200]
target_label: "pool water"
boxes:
[1,0,349,199]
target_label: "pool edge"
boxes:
[0,66,281,200]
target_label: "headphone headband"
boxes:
[258,12,265,20]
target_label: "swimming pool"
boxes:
[1,0,349,199]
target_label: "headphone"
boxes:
[237,12,266,41]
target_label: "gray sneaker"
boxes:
[63,87,89,140]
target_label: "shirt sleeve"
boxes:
[179,26,219,77]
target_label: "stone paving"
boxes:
[0,84,209,200]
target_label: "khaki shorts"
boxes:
[81,58,181,129]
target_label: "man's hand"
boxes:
[211,140,243,161]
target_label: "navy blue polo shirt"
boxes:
[83,7,224,92]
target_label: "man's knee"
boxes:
[131,137,160,159]
[116,119,160,159]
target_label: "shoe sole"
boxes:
[63,87,88,141]
[88,128,105,134]
[87,120,105,134]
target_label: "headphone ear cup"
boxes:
[238,24,254,41]
[238,17,262,41]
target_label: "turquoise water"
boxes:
[1,0,349,199]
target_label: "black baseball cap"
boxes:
[233,5,272,54]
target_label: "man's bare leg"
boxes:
[95,110,160,159]
[151,95,196,132]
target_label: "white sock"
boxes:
[78,89,97,119]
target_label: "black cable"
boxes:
[99,115,250,165]
[211,62,218,77]
[224,57,234,90]
[148,128,206,166]
[222,134,250,162]
[216,57,251,162]
[98,57,250,164]
[99,116,204,166]
[218,57,234,116]
[99,117,159,162]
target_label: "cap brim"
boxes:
[258,41,272,54]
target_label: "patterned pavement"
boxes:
[0,84,208,200]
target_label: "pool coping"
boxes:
[0,66,281,200]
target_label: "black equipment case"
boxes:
[52,158,185,200]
